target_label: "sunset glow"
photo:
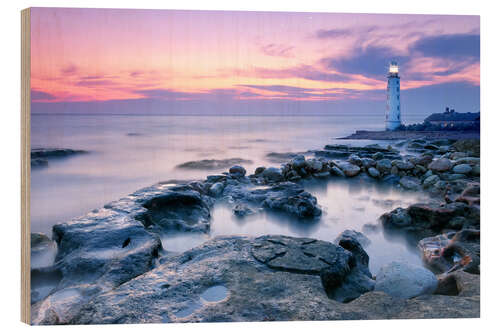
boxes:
[30,8,479,113]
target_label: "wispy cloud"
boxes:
[260,43,294,58]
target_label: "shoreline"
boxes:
[339,130,480,141]
[30,137,480,324]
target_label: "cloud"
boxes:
[31,89,57,101]
[324,45,408,78]
[260,43,294,58]
[134,88,263,100]
[411,33,480,60]
[60,64,78,75]
[251,65,351,83]
[75,79,117,87]
[316,28,353,39]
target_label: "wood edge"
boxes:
[21,7,31,325]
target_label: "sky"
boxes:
[30,8,480,115]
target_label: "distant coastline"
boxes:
[340,130,480,141]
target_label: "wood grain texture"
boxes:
[21,7,31,325]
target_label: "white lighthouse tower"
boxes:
[385,61,401,130]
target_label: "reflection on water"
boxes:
[162,177,431,273]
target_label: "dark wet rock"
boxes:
[375,159,392,174]
[399,176,420,191]
[330,166,345,177]
[381,174,400,185]
[31,148,87,159]
[452,139,480,157]
[453,164,472,174]
[418,229,480,274]
[31,148,87,167]
[224,182,321,219]
[347,154,363,167]
[361,157,376,169]
[138,189,213,232]
[435,270,479,297]
[456,182,480,206]
[422,174,439,188]
[367,167,380,178]
[260,167,284,183]
[334,230,371,247]
[428,158,452,172]
[454,157,480,166]
[254,166,266,175]
[392,160,414,171]
[413,153,433,167]
[381,202,479,239]
[374,261,438,299]
[336,162,361,177]
[31,158,49,168]
[208,182,225,197]
[232,203,256,217]
[229,165,246,177]
[372,152,384,160]
[291,155,307,169]
[177,158,252,170]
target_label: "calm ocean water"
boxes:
[31,113,427,272]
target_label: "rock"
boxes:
[337,162,361,177]
[361,158,376,169]
[428,158,452,172]
[376,159,392,174]
[348,154,363,167]
[372,152,384,160]
[305,159,324,173]
[334,229,371,247]
[367,167,380,178]
[313,171,330,178]
[452,139,480,157]
[452,164,472,174]
[450,152,468,160]
[381,202,478,238]
[418,229,480,274]
[31,148,87,159]
[456,183,480,206]
[374,261,438,299]
[177,158,252,170]
[232,203,256,217]
[424,144,439,150]
[393,160,414,171]
[260,167,284,182]
[471,164,480,176]
[414,154,433,167]
[291,155,306,170]
[229,165,246,177]
[330,166,345,177]
[254,166,266,175]
[31,233,57,270]
[399,176,420,191]
[382,174,400,185]
[31,158,49,168]
[435,270,479,296]
[209,182,225,197]
[422,175,439,188]
[390,165,398,175]
[454,157,480,165]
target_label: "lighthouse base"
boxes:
[385,121,401,131]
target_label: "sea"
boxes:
[31,113,428,273]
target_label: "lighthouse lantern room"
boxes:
[385,61,401,131]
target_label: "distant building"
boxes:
[425,107,480,128]
[385,61,401,131]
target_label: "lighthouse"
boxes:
[385,61,401,131]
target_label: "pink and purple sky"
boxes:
[30,8,479,115]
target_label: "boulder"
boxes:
[348,154,363,167]
[422,175,439,188]
[452,164,472,174]
[330,166,345,177]
[376,159,392,174]
[367,167,380,178]
[232,203,256,217]
[393,160,414,171]
[229,165,246,177]
[177,158,252,170]
[337,162,361,177]
[428,158,452,172]
[399,176,420,191]
[374,261,438,299]
[452,139,480,157]
[418,229,480,274]
[334,229,371,247]
[209,182,225,197]
[261,167,284,182]
[291,155,306,170]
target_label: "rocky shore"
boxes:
[31,148,88,168]
[30,138,480,324]
[340,130,480,141]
